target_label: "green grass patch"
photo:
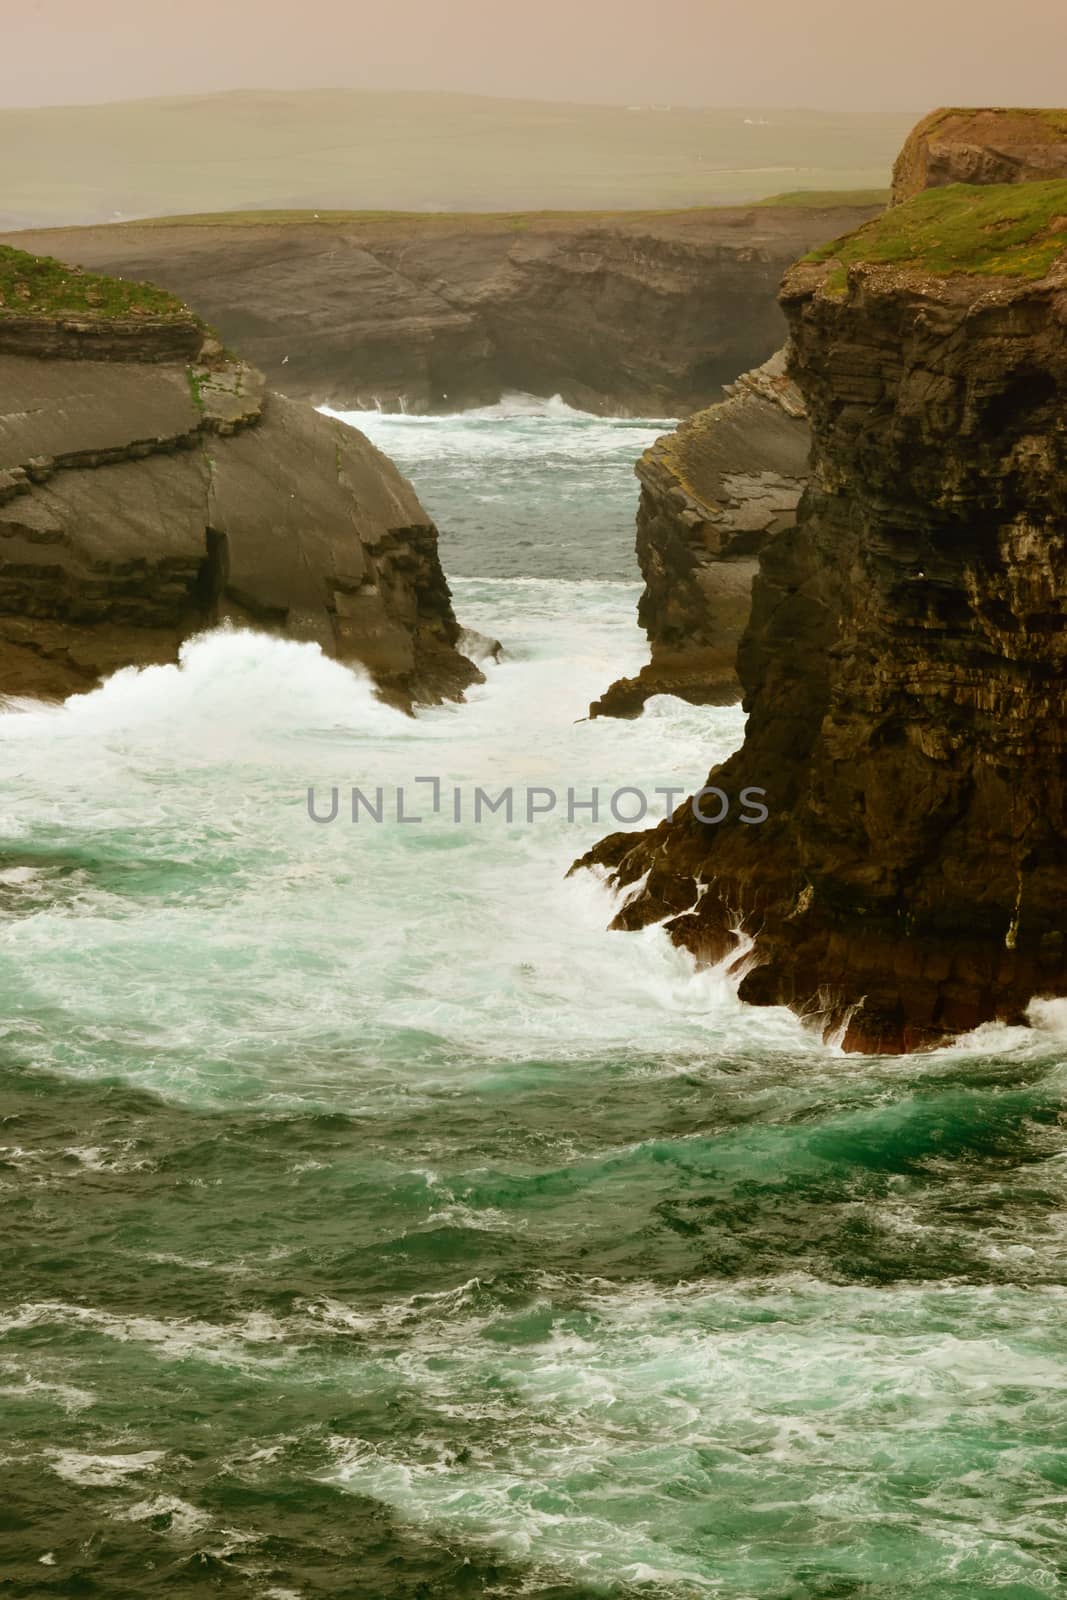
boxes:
[805,180,1067,291]
[125,205,732,230]
[0,242,190,319]
[756,188,888,208]
[918,107,1067,139]
[81,194,889,235]
[186,366,206,413]
[129,207,647,230]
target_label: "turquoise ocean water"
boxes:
[1,399,1066,1598]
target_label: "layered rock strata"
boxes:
[2,203,882,416]
[590,351,808,717]
[0,253,479,707]
[892,108,1067,202]
[579,184,1067,1052]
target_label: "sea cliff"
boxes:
[579,175,1067,1052]
[0,245,478,706]
[2,202,882,416]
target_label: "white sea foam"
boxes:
[0,1371,95,1413]
[1,397,1060,1129]
[1027,995,1067,1035]
[3,1270,1065,1592]
[322,391,676,450]
[2,568,1061,1113]
[51,1448,164,1486]
[61,1142,155,1173]
[316,1271,1067,1589]
[0,1301,292,1367]
[0,569,823,1112]
[2,396,1064,1599]
[117,1494,212,1539]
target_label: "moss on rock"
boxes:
[0,243,192,320]
[806,180,1067,290]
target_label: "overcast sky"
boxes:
[3,0,1066,112]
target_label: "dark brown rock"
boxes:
[590,351,809,717]
[578,252,1067,1053]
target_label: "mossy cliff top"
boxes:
[66,195,886,234]
[802,180,1067,293]
[909,107,1067,144]
[0,243,194,321]
[756,188,889,209]
[892,107,1067,203]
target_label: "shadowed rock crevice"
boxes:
[192,526,229,619]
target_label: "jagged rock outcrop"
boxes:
[0,248,479,707]
[590,351,808,717]
[892,109,1067,203]
[579,178,1067,1053]
[2,202,882,416]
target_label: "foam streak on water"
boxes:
[1,399,1066,1598]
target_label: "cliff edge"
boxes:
[579,178,1067,1052]
[1,202,883,416]
[0,245,479,707]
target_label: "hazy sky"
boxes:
[3,0,1066,112]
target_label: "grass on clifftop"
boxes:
[806,180,1067,290]
[916,107,1067,140]
[124,207,712,231]
[0,243,190,319]
[757,188,888,208]
[116,195,886,232]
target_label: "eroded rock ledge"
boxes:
[578,191,1067,1053]
[2,204,883,416]
[0,254,479,707]
[590,351,808,718]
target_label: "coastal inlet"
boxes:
[3,399,1066,1598]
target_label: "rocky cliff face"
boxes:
[2,203,881,416]
[0,248,478,707]
[892,109,1067,203]
[590,351,808,717]
[579,179,1067,1053]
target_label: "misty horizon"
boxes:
[3,0,1066,113]
[5,85,933,116]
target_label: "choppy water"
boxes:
[2,400,1066,1598]
[320,396,676,580]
